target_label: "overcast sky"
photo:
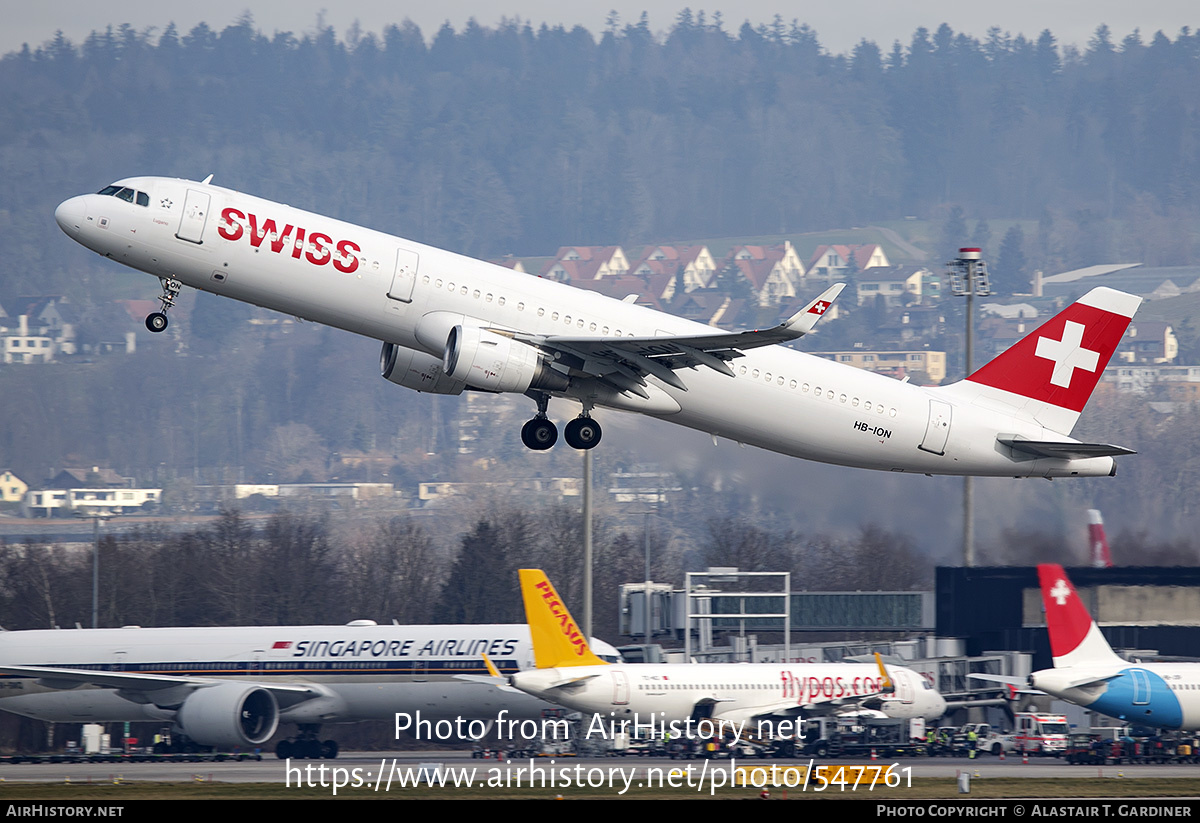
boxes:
[2,0,1196,56]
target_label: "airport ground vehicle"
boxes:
[1064,732,1200,765]
[974,713,1069,756]
[799,717,928,759]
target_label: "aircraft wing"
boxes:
[0,664,320,707]
[713,692,895,728]
[711,701,805,728]
[512,284,844,396]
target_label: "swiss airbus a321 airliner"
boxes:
[57,177,1139,476]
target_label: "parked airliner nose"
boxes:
[55,196,86,234]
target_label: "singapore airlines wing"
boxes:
[57,177,1140,477]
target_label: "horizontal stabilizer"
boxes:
[547,673,603,689]
[1063,671,1125,690]
[454,674,522,693]
[998,437,1136,460]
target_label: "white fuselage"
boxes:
[511,661,946,723]
[0,623,609,725]
[55,177,1117,477]
[1031,663,1200,731]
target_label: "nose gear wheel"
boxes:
[145,277,183,333]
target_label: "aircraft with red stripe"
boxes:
[57,178,1140,477]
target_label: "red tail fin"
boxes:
[1087,509,1113,568]
[1038,563,1122,668]
[966,288,1139,415]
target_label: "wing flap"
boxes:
[511,284,844,394]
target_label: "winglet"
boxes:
[482,652,502,679]
[785,283,844,335]
[519,569,608,669]
[874,652,894,694]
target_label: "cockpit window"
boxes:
[97,185,149,206]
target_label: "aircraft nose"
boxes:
[55,196,87,234]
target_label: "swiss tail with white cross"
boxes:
[940,287,1140,459]
[1038,564,1125,670]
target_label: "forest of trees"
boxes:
[4,13,1199,300]
[1,14,1197,591]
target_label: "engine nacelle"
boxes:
[380,342,467,395]
[175,682,279,749]
[443,325,568,393]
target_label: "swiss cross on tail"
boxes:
[1037,564,1094,660]
[808,300,831,315]
[967,288,1140,413]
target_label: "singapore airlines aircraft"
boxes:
[1028,564,1200,730]
[0,621,619,758]
[480,569,945,742]
[57,177,1139,476]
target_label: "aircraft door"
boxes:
[918,399,952,455]
[388,248,419,303]
[896,670,914,704]
[1131,669,1150,705]
[611,670,629,705]
[176,189,211,244]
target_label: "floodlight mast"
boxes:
[947,247,991,567]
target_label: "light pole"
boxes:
[947,247,990,567]
[581,448,593,640]
[76,511,114,627]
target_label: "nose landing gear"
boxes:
[145,277,182,333]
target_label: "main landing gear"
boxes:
[145,276,182,333]
[564,416,602,450]
[520,393,602,451]
[275,725,339,760]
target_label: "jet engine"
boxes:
[174,682,279,749]
[380,342,467,395]
[443,325,568,393]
